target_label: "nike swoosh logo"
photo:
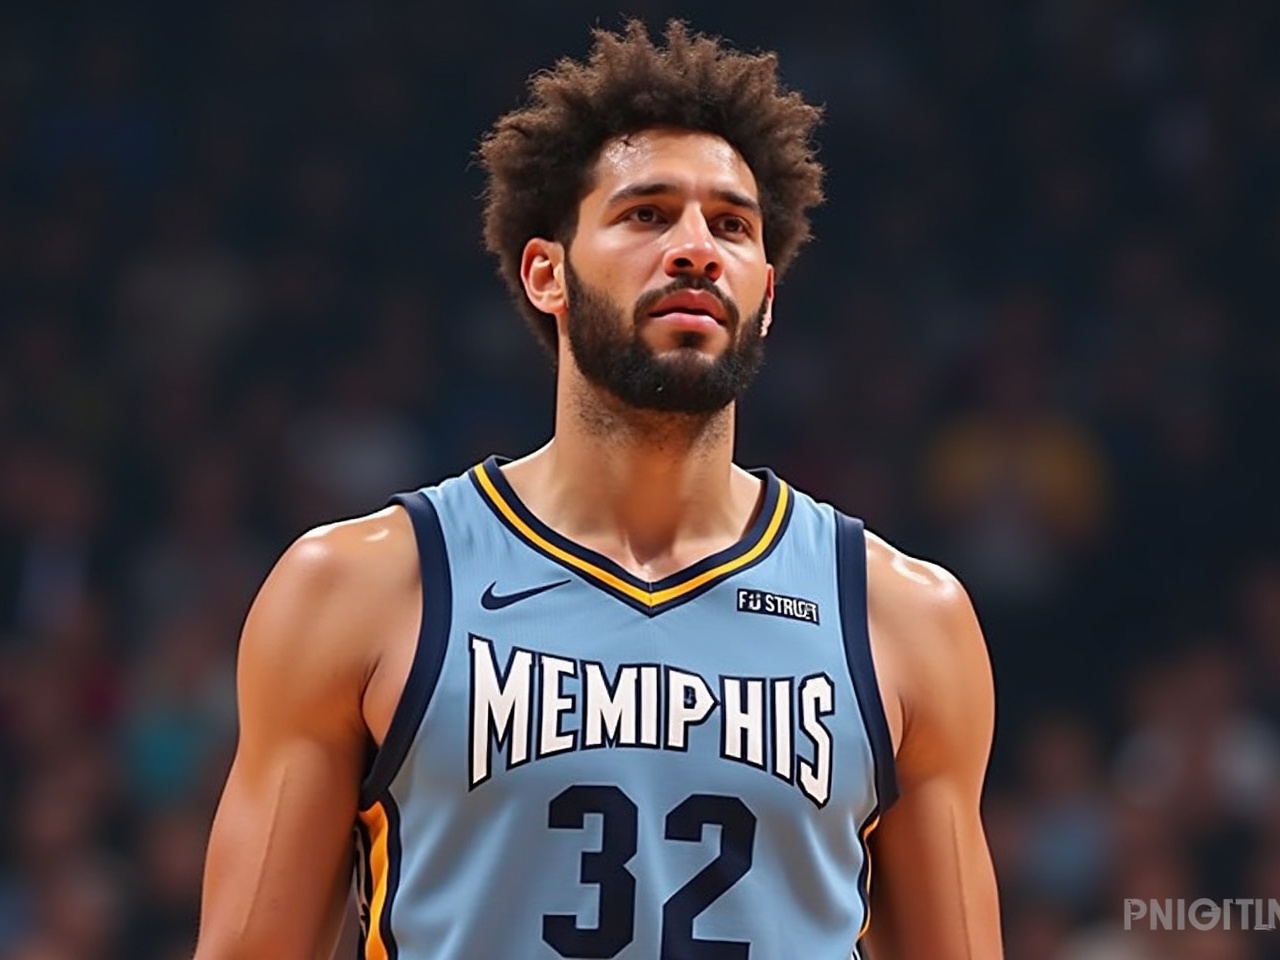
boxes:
[480,579,571,610]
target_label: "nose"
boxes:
[662,209,722,283]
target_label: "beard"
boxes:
[563,263,767,415]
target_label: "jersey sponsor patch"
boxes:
[736,588,820,625]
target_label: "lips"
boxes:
[647,289,728,324]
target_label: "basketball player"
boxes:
[195,20,1003,960]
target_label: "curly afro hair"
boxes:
[477,19,825,354]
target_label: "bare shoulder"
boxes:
[279,505,419,593]
[864,528,978,647]
[862,529,994,771]
[867,526,974,603]
[242,505,421,689]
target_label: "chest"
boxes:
[419,577,860,810]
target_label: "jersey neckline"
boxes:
[468,455,793,617]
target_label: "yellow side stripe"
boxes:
[475,464,790,607]
[856,814,880,939]
[359,802,392,960]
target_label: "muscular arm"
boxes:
[195,510,417,960]
[862,540,1003,960]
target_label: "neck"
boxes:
[500,374,759,580]
[570,370,735,461]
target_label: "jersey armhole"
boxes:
[359,491,452,809]
[835,512,900,812]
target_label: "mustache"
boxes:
[633,276,740,328]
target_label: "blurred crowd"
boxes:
[1,2,1278,958]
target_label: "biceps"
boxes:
[863,778,1002,960]
[197,742,361,960]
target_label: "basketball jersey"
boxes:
[354,457,897,960]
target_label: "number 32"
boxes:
[542,784,757,959]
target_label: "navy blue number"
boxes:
[662,794,756,960]
[544,789,758,959]
[543,785,638,958]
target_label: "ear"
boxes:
[760,264,776,337]
[520,237,567,317]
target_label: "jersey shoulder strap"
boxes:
[360,490,453,808]
[834,511,899,811]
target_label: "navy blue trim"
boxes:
[835,512,899,811]
[469,455,791,617]
[359,491,452,808]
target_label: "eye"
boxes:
[625,205,665,225]
[717,214,752,237]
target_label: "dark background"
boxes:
[2,2,1279,958]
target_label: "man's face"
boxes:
[560,128,774,414]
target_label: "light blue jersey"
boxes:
[354,457,897,960]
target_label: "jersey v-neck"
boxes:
[468,455,794,616]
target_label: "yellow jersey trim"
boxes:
[473,460,790,609]
[358,801,393,960]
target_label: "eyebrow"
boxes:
[604,181,762,218]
